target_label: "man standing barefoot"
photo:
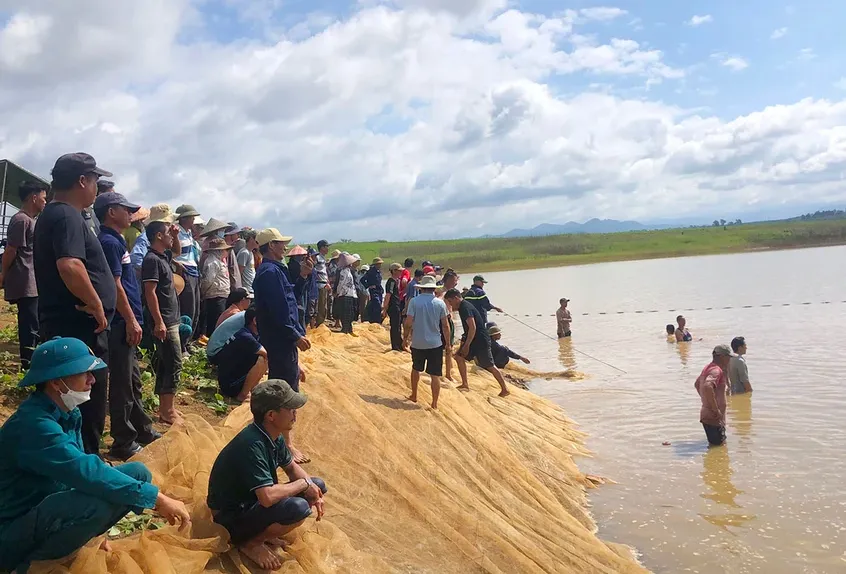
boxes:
[444,289,509,398]
[403,276,450,409]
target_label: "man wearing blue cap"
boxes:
[0,338,190,573]
[96,191,161,460]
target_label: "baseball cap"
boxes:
[19,337,107,387]
[473,275,487,283]
[317,239,330,249]
[96,180,115,194]
[175,204,201,219]
[93,192,141,214]
[51,152,113,179]
[251,380,308,418]
[256,228,293,246]
[443,269,458,279]
[712,344,732,357]
[422,265,435,275]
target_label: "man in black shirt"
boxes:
[34,152,117,454]
[444,289,509,397]
[142,220,183,426]
[381,262,403,351]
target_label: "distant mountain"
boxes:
[500,218,674,237]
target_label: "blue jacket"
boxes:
[465,284,494,324]
[254,259,305,343]
[0,392,159,527]
[361,266,384,298]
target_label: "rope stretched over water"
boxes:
[502,299,844,318]
[500,311,628,375]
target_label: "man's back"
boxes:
[34,201,116,328]
[407,293,447,349]
[4,211,37,302]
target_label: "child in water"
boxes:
[666,324,676,341]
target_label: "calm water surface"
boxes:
[480,246,846,574]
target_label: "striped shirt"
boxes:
[174,225,199,277]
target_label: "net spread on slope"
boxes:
[30,324,646,574]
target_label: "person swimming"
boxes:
[666,324,676,341]
[675,315,693,342]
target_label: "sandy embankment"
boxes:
[33,324,647,574]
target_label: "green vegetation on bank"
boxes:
[335,219,846,273]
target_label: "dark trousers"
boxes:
[0,463,151,573]
[339,296,356,333]
[365,295,383,324]
[213,478,327,545]
[11,297,38,369]
[108,325,155,450]
[152,324,182,396]
[703,423,726,446]
[263,337,300,392]
[40,321,109,455]
[178,273,201,341]
[388,307,402,350]
[204,297,227,336]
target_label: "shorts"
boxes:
[460,336,494,369]
[213,338,261,398]
[411,346,444,376]
[703,423,726,446]
[213,478,326,545]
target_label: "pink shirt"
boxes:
[694,362,727,426]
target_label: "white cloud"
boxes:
[797,48,816,61]
[687,14,713,26]
[770,27,787,39]
[717,55,749,72]
[1,1,845,241]
[578,7,627,21]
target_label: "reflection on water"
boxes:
[557,337,576,370]
[700,445,756,531]
[480,246,846,574]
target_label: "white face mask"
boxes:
[59,378,91,411]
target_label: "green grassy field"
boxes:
[331,219,846,274]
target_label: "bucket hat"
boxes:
[19,338,107,387]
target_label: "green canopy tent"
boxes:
[0,159,50,244]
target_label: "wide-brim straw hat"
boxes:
[205,238,232,251]
[287,245,307,257]
[200,217,231,237]
[330,249,341,260]
[173,273,185,295]
[338,252,357,267]
[372,257,384,265]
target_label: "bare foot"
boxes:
[158,411,184,426]
[457,385,470,392]
[235,392,251,403]
[99,539,113,553]
[407,395,418,403]
[264,538,289,549]
[445,374,454,382]
[291,446,311,464]
[239,541,282,571]
[430,402,438,410]
[498,389,510,397]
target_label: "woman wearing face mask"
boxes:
[0,337,191,573]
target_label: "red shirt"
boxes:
[694,362,727,426]
[399,268,411,301]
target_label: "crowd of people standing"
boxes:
[0,151,536,571]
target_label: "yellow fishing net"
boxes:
[30,324,646,573]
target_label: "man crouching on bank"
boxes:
[207,379,327,571]
[0,337,190,573]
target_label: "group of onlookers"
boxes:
[0,150,541,571]
[0,153,328,571]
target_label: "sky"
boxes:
[1,0,845,242]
